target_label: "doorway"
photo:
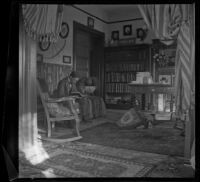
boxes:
[73,21,105,97]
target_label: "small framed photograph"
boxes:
[136,28,146,40]
[123,25,132,36]
[111,31,119,40]
[63,56,71,64]
[87,17,94,28]
[37,54,43,62]
[159,75,171,85]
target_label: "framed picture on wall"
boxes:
[59,22,69,39]
[111,31,119,40]
[87,17,94,28]
[123,25,132,36]
[136,28,146,40]
[37,54,43,62]
[63,56,71,64]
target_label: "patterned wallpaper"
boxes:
[37,62,72,94]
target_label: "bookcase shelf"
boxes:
[104,44,151,109]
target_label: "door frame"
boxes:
[73,21,105,72]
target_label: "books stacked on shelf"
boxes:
[105,83,131,93]
[105,72,136,83]
[106,63,145,72]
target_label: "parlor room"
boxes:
[18,4,195,178]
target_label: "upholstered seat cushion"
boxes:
[46,102,73,118]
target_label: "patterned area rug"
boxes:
[19,141,169,178]
[79,122,184,156]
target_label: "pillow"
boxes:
[47,103,72,117]
[116,108,142,127]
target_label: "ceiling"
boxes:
[74,4,141,22]
[79,4,139,13]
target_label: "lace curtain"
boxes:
[22,4,63,42]
[138,4,195,159]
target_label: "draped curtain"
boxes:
[19,4,63,156]
[19,9,37,151]
[138,4,195,159]
[22,4,63,42]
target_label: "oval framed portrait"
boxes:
[59,22,69,39]
[39,40,51,51]
[136,28,146,40]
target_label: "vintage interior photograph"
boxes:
[16,3,195,179]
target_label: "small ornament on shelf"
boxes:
[153,50,169,67]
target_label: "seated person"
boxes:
[52,71,106,122]
[52,74,71,98]
[71,75,106,121]
[49,73,80,125]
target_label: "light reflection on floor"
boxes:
[41,168,57,177]
[20,134,49,165]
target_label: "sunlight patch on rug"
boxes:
[19,141,156,177]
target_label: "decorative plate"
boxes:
[59,22,69,39]
[39,41,51,51]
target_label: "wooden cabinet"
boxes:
[104,44,151,109]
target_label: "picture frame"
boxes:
[111,31,119,40]
[158,75,171,85]
[87,17,94,28]
[37,54,43,62]
[136,28,146,40]
[123,25,132,36]
[59,22,69,39]
[63,56,71,64]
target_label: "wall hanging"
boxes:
[59,22,69,39]
[111,31,119,41]
[39,40,51,51]
[136,27,148,41]
[39,22,69,59]
[123,25,132,36]
[63,56,71,64]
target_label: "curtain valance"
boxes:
[22,4,64,42]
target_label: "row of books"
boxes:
[106,63,145,72]
[105,72,136,83]
[105,83,131,93]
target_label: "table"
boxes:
[128,83,175,112]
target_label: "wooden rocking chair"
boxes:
[37,78,82,141]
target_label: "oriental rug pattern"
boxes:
[19,141,167,178]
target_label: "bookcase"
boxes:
[104,44,150,109]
